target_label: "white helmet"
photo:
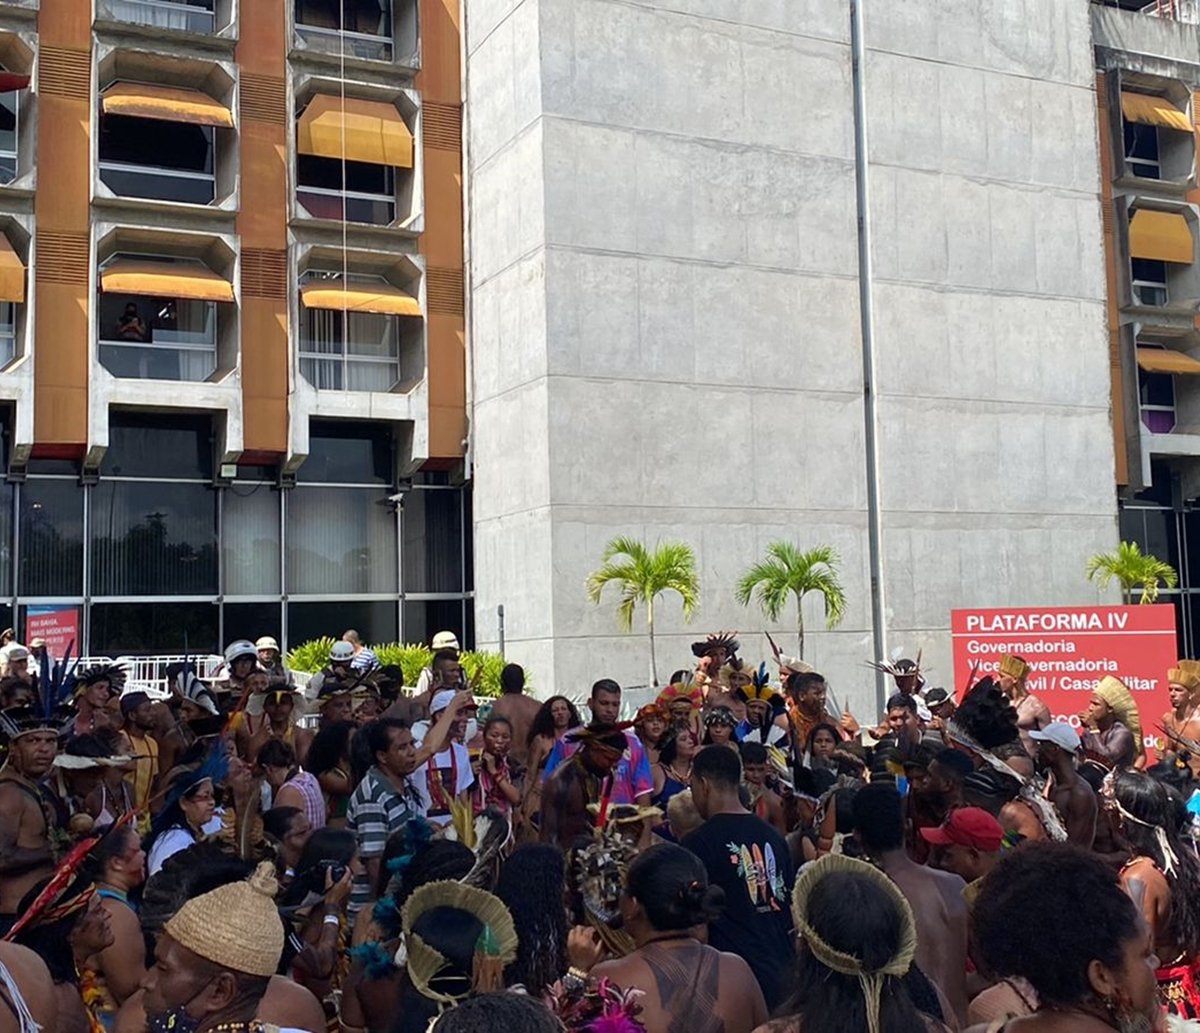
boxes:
[255,636,280,653]
[329,641,355,664]
[224,639,257,665]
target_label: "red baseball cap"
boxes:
[919,807,1004,852]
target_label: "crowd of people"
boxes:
[1,627,1200,1033]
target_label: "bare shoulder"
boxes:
[262,973,327,1032]
[0,941,57,1029]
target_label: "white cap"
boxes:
[255,636,279,652]
[430,689,476,715]
[3,644,29,662]
[1029,721,1081,754]
[431,631,460,651]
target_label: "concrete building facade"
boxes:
[466,0,1121,712]
[0,0,474,655]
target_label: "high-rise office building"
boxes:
[0,0,472,654]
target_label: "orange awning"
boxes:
[1121,91,1193,133]
[101,82,233,128]
[0,235,25,303]
[1130,209,1194,264]
[1137,347,1200,375]
[300,280,420,317]
[100,258,233,302]
[297,95,412,168]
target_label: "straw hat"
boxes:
[1094,675,1142,744]
[997,655,1030,682]
[398,880,517,1005]
[1168,659,1200,692]
[164,861,284,976]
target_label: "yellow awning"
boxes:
[1122,91,1193,133]
[100,258,234,303]
[1130,209,1194,264]
[0,235,25,304]
[101,82,233,128]
[1136,347,1200,375]
[300,280,420,317]
[297,95,413,168]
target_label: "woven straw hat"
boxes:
[164,860,284,976]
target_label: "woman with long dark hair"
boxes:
[305,720,356,828]
[144,772,216,876]
[494,843,568,995]
[570,843,766,1033]
[1113,770,1200,1016]
[755,853,937,1033]
[526,696,581,779]
[651,726,698,809]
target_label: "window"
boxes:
[300,304,401,392]
[297,155,395,225]
[100,114,215,205]
[1132,258,1169,306]
[90,601,219,654]
[1139,362,1176,433]
[0,302,15,367]
[91,481,218,595]
[1125,121,1161,179]
[20,479,83,596]
[286,486,398,594]
[0,90,17,185]
[298,419,393,483]
[98,256,228,383]
[295,0,393,62]
[106,0,215,33]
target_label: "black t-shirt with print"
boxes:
[682,811,796,1010]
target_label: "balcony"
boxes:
[298,274,421,393]
[105,0,216,33]
[97,256,233,383]
[1140,0,1200,22]
[295,0,393,62]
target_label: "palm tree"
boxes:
[1086,540,1178,604]
[735,542,846,660]
[586,536,700,685]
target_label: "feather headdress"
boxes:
[0,641,78,740]
[690,631,740,660]
[736,663,785,712]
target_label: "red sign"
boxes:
[950,605,1178,760]
[25,605,81,658]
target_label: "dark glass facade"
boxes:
[1,412,472,655]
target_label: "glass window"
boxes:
[297,155,396,225]
[20,480,83,596]
[99,292,218,383]
[298,420,393,484]
[224,601,283,646]
[0,90,17,185]
[402,598,465,649]
[104,0,216,33]
[102,411,214,480]
[402,487,463,593]
[295,0,393,62]
[1140,369,1176,408]
[1132,258,1168,307]
[300,306,402,392]
[99,115,215,205]
[0,301,16,367]
[1183,511,1200,589]
[224,485,281,595]
[1124,121,1161,179]
[288,600,397,648]
[91,481,218,595]
[286,486,397,594]
[90,601,219,654]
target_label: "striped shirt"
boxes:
[351,647,380,672]
[345,764,425,914]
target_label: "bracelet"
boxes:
[562,967,589,992]
[323,913,341,926]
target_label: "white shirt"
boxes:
[410,740,474,826]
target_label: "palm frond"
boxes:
[736,542,847,630]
